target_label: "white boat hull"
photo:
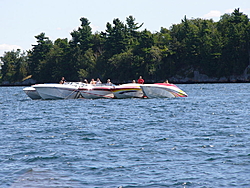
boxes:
[33,83,81,100]
[23,87,41,100]
[140,83,188,98]
[111,84,144,99]
[79,85,114,99]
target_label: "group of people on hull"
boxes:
[59,76,170,85]
[59,77,113,86]
[84,76,145,85]
[87,78,113,86]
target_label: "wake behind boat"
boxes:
[33,82,84,100]
[140,83,188,98]
[110,83,144,99]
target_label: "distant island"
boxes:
[1,8,250,85]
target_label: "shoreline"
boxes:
[1,80,250,87]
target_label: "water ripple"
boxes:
[1,84,250,187]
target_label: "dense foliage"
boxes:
[1,9,250,84]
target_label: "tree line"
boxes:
[1,8,250,84]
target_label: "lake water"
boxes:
[1,83,250,188]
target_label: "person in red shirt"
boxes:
[137,76,144,84]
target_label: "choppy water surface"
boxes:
[1,83,250,188]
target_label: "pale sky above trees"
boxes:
[1,0,249,57]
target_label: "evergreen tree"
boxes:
[1,49,28,83]
[28,33,53,81]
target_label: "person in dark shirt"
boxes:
[164,79,169,84]
[59,77,66,84]
[83,79,88,84]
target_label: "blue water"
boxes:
[1,83,250,188]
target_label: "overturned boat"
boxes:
[140,83,188,98]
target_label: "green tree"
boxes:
[1,49,28,83]
[68,17,94,81]
[133,29,156,79]
[37,38,72,83]
[218,8,250,76]
[105,50,135,82]
[101,18,128,58]
[28,33,53,81]
[77,48,97,81]
[70,17,92,52]
[126,15,143,48]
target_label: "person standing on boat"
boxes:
[59,77,66,84]
[137,76,144,84]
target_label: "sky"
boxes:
[0,0,250,57]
